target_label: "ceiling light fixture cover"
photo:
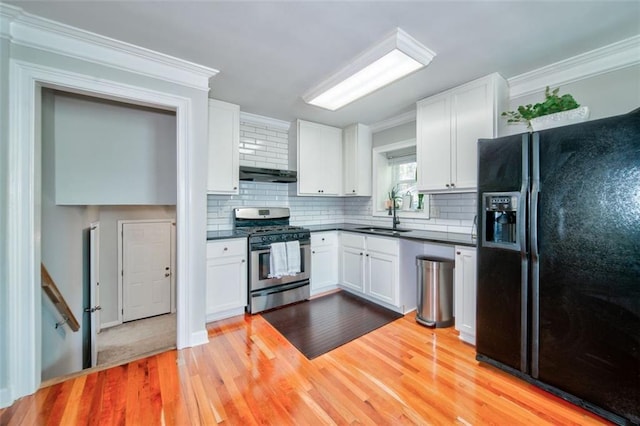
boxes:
[303,28,436,111]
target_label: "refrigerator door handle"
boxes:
[530,133,540,378]
[519,134,530,373]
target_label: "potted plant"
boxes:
[385,185,402,214]
[502,86,589,131]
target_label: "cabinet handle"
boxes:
[352,189,356,193]
[456,251,461,255]
[233,186,238,190]
[242,259,245,263]
[312,250,316,254]
[321,238,325,241]
[366,254,369,257]
[223,247,228,251]
[359,252,363,256]
[451,183,455,187]
[445,183,450,188]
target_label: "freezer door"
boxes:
[534,110,640,423]
[476,134,530,373]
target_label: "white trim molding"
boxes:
[0,3,218,91]
[369,110,416,133]
[508,35,640,98]
[6,58,207,408]
[0,4,20,40]
[240,111,291,131]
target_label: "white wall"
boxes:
[0,34,10,404]
[53,92,177,205]
[502,64,640,136]
[372,121,416,147]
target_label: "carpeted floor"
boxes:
[261,291,403,359]
[97,313,176,366]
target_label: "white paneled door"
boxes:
[122,222,172,322]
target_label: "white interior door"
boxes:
[122,222,172,322]
[89,222,101,367]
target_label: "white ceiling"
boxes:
[8,1,640,128]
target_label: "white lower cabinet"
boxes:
[310,232,339,296]
[206,238,247,322]
[339,232,416,313]
[454,245,477,345]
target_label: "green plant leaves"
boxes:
[501,86,580,128]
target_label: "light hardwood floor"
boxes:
[0,312,610,425]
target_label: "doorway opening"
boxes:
[39,89,179,380]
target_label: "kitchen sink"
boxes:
[354,227,411,234]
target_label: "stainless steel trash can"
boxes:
[416,256,454,328]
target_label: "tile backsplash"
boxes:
[206,115,476,234]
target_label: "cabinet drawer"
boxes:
[366,235,398,255]
[311,232,338,247]
[207,238,247,258]
[341,232,365,249]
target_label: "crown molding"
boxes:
[369,110,416,133]
[1,3,218,91]
[240,111,291,131]
[508,35,640,98]
[0,3,21,40]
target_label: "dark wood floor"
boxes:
[262,291,402,359]
[0,312,611,425]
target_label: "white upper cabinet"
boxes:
[207,99,240,194]
[417,73,508,193]
[343,123,372,196]
[296,119,343,196]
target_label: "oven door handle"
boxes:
[252,243,310,255]
[251,280,309,298]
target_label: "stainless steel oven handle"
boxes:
[252,243,310,255]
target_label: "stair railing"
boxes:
[41,264,80,331]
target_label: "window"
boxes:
[372,139,429,219]
[389,154,417,208]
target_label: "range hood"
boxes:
[239,166,297,183]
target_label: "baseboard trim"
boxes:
[100,320,122,330]
[189,329,209,348]
[205,307,245,323]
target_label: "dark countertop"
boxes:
[206,230,247,241]
[207,223,476,247]
[306,223,477,247]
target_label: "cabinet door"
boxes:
[311,245,338,293]
[298,120,342,196]
[367,251,398,306]
[207,99,239,194]
[340,246,365,293]
[417,96,452,192]
[455,246,477,345]
[206,255,247,315]
[298,120,325,195]
[452,82,492,191]
[320,125,343,195]
[343,123,372,196]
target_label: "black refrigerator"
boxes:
[476,109,640,424]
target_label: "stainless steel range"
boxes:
[234,207,311,314]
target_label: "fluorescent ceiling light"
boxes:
[303,28,435,111]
